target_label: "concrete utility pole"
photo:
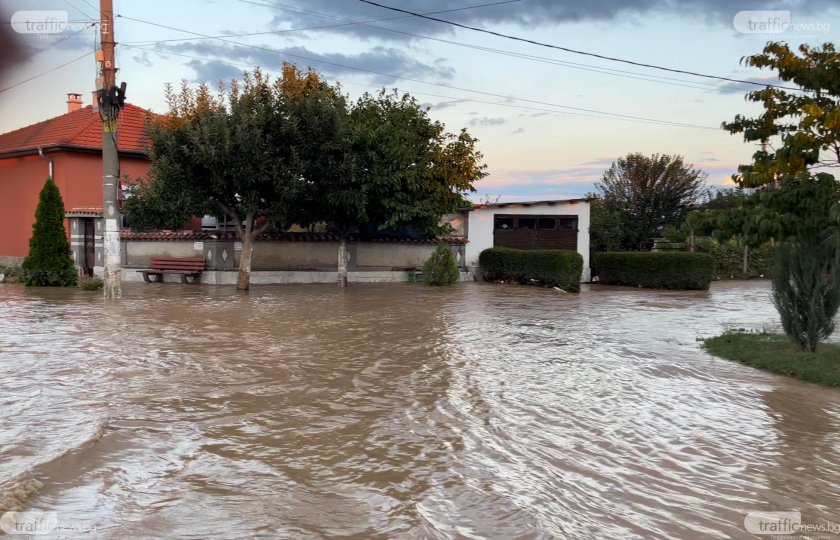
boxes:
[99,0,121,298]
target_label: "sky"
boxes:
[1,0,837,201]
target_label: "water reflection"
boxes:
[1,280,839,539]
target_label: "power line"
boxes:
[124,0,746,95]
[63,0,97,21]
[0,51,91,94]
[26,21,96,55]
[123,0,523,46]
[243,0,746,94]
[115,15,718,129]
[357,0,806,93]
[75,0,100,15]
[121,42,719,131]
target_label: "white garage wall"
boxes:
[465,200,591,282]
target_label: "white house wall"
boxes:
[465,201,591,281]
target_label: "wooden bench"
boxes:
[138,257,205,283]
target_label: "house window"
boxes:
[494,216,514,230]
[517,218,536,230]
[538,217,555,230]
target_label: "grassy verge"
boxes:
[703,332,840,387]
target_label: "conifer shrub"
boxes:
[772,240,840,352]
[423,243,460,286]
[479,247,583,292]
[594,252,713,290]
[22,178,77,287]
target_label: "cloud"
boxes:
[469,116,507,127]
[262,0,837,43]
[133,50,154,68]
[511,127,526,134]
[474,158,742,199]
[470,181,598,200]
[480,163,609,189]
[162,42,453,84]
[715,76,787,94]
[420,98,469,109]
[185,59,244,83]
[18,27,96,55]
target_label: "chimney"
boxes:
[66,92,82,112]
[91,91,99,112]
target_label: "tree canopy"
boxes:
[127,64,485,289]
[723,42,840,188]
[590,153,707,250]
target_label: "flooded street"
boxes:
[1,280,839,539]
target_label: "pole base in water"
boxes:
[103,269,122,299]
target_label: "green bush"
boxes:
[78,276,104,291]
[423,243,460,286]
[594,252,714,290]
[479,247,583,292]
[0,265,22,284]
[22,178,77,287]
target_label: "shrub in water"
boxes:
[22,178,77,287]
[479,247,583,292]
[78,276,104,291]
[593,252,714,290]
[423,243,460,286]
[772,239,840,352]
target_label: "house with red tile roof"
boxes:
[0,93,154,273]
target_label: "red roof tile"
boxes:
[121,230,468,245]
[0,103,152,156]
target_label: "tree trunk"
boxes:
[742,244,749,275]
[237,214,254,291]
[238,234,254,291]
[689,227,695,253]
[337,237,348,288]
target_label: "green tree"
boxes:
[22,178,76,286]
[423,243,460,286]
[592,153,708,250]
[299,89,485,286]
[722,41,840,351]
[723,42,840,186]
[588,199,623,252]
[140,69,307,291]
[123,177,195,232]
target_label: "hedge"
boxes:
[593,252,714,290]
[479,247,583,292]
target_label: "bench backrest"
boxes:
[149,257,206,271]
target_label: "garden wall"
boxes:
[121,232,469,284]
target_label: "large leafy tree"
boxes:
[299,89,485,286]
[591,153,707,250]
[131,65,485,289]
[721,42,840,351]
[22,178,77,286]
[138,69,305,291]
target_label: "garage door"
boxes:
[493,214,578,250]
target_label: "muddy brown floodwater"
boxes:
[1,280,839,539]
